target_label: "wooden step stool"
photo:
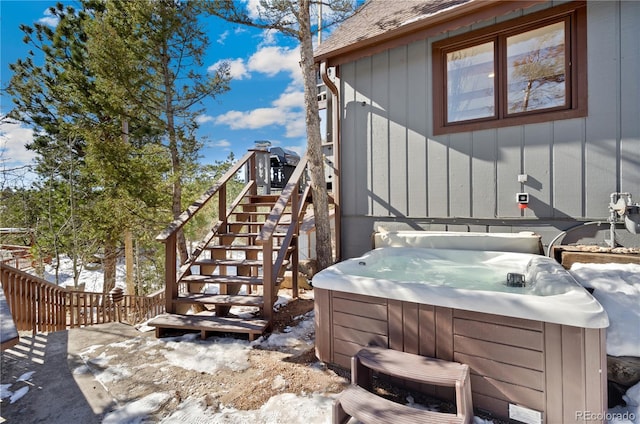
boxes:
[333,346,473,424]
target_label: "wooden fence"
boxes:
[1,262,165,335]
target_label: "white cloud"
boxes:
[273,89,304,109]
[215,108,286,130]
[258,29,278,47]
[217,30,229,45]
[0,119,37,165]
[247,46,301,84]
[196,114,215,124]
[212,45,301,84]
[207,21,305,140]
[38,9,59,27]
[283,113,306,138]
[214,140,231,148]
[283,144,306,158]
[213,87,305,138]
[208,58,249,80]
[245,0,266,20]
[245,1,297,28]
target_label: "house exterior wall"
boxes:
[335,1,640,258]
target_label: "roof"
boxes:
[315,0,473,61]
[315,0,548,64]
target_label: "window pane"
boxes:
[446,41,495,123]
[507,21,566,113]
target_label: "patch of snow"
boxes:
[253,310,315,354]
[102,392,171,424]
[87,351,116,367]
[135,322,156,333]
[271,374,288,391]
[44,255,126,293]
[9,386,29,404]
[158,397,217,423]
[73,365,92,375]
[1,384,13,399]
[17,371,35,382]
[608,381,640,423]
[570,263,640,356]
[206,393,334,424]
[80,344,105,355]
[474,418,497,424]
[161,334,251,373]
[93,364,133,384]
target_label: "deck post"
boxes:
[291,183,300,298]
[262,240,273,322]
[164,234,177,314]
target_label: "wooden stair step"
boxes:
[227,221,266,227]
[335,385,465,424]
[206,245,264,251]
[147,313,268,341]
[182,275,266,285]
[355,346,470,386]
[232,211,289,216]
[247,194,281,201]
[175,294,264,307]
[228,220,267,225]
[194,258,264,267]
[240,202,289,208]
[216,233,287,238]
[182,275,284,285]
[205,245,295,252]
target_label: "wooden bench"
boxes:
[333,346,473,424]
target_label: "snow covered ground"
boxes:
[2,257,639,423]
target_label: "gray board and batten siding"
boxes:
[333,1,640,259]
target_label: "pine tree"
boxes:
[207,0,356,270]
[86,0,231,265]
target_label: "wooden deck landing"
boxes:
[148,313,268,341]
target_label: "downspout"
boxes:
[321,60,342,261]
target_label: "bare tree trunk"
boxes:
[298,0,333,270]
[161,43,189,265]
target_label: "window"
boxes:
[433,2,586,134]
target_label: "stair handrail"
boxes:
[256,155,309,321]
[156,150,256,242]
[156,150,259,313]
[256,155,309,243]
[175,181,256,283]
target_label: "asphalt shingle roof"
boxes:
[315,0,473,60]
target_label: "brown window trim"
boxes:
[432,1,587,135]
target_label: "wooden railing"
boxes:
[1,263,67,333]
[0,262,165,335]
[156,150,264,313]
[66,289,165,327]
[257,155,310,321]
[1,244,35,270]
[156,149,310,322]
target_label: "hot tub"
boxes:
[313,232,609,423]
[313,247,608,329]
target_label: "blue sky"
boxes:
[1,0,329,186]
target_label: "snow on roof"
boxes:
[315,0,472,60]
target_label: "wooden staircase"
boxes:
[149,151,310,341]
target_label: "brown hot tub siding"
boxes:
[314,288,607,423]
